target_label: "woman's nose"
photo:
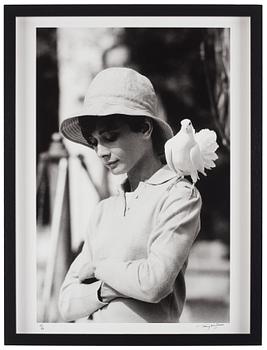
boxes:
[96,144,110,158]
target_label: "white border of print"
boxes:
[16,15,250,334]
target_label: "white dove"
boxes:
[164,119,219,185]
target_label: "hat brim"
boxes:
[60,113,173,149]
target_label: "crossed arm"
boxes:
[58,185,201,321]
[94,185,201,303]
[58,239,124,322]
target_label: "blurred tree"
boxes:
[37,28,59,224]
[37,28,59,158]
[200,29,230,150]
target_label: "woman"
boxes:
[59,67,202,323]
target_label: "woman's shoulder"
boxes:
[161,175,202,206]
[145,164,201,204]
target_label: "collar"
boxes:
[145,164,178,185]
[119,165,178,193]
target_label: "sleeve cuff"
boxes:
[96,281,108,306]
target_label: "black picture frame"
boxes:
[4,4,262,346]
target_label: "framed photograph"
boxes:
[4,4,262,346]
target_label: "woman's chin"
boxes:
[110,167,125,175]
[104,160,129,175]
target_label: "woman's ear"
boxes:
[142,119,153,138]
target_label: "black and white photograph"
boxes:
[36,26,230,325]
[4,4,262,346]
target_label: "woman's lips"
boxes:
[105,160,119,168]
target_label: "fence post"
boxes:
[43,133,72,322]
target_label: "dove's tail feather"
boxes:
[190,170,199,184]
[195,129,219,171]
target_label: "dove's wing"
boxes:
[195,129,219,170]
[164,141,176,173]
[190,143,206,176]
[165,133,192,175]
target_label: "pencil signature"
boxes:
[200,323,225,330]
